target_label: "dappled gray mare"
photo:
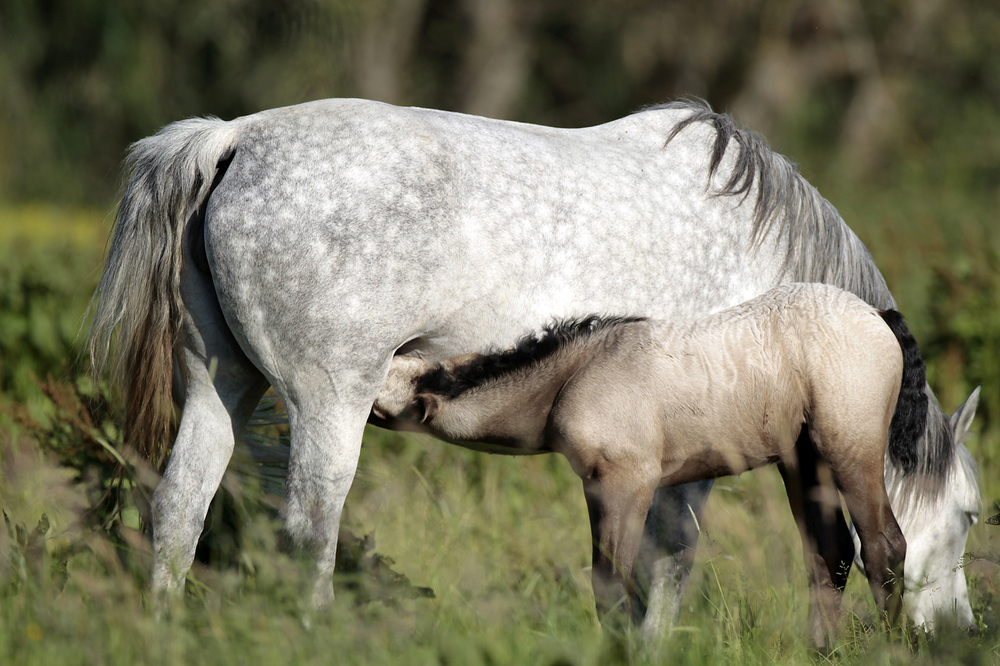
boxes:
[373,283,914,646]
[88,99,980,635]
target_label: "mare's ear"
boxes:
[409,394,441,423]
[949,386,980,444]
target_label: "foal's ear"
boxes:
[409,394,441,423]
[949,386,981,444]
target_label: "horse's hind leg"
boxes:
[151,260,269,598]
[779,429,856,649]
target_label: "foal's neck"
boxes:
[437,336,604,451]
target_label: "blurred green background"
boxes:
[1,1,998,664]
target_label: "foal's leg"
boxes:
[833,467,906,624]
[636,480,713,640]
[151,263,270,599]
[778,429,855,650]
[584,472,659,632]
[812,410,906,626]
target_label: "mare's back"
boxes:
[202,100,790,360]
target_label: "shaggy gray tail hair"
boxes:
[88,117,239,470]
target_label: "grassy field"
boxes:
[1,202,998,665]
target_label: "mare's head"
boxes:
[864,386,982,634]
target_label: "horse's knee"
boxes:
[859,516,906,622]
[871,508,906,573]
[867,529,905,580]
[885,525,906,570]
[283,486,342,552]
[881,525,907,623]
[882,523,906,597]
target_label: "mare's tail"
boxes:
[88,118,240,470]
[877,310,928,475]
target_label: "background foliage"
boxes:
[1,0,998,663]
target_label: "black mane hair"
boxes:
[415,315,646,399]
[878,309,930,475]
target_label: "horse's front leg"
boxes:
[831,463,906,628]
[778,429,855,650]
[583,473,658,633]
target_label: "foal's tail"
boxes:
[88,118,240,470]
[877,309,928,475]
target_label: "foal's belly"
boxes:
[657,406,805,487]
[659,443,790,487]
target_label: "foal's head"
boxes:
[373,316,645,441]
[372,352,486,425]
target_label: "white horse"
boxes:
[88,99,980,635]
[373,283,917,647]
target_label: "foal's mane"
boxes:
[415,315,645,399]
[886,388,981,513]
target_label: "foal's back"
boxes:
[550,284,903,484]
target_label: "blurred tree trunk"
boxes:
[456,0,531,119]
[2,0,997,203]
[729,0,857,133]
[350,0,430,104]
[831,0,900,171]
[727,0,936,173]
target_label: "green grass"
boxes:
[1,204,999,665]
[4,426,998,665]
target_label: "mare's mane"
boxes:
[885,387,981,512]
[645,101,971,493]
[645,100,893,311]
[415,315,645,399]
